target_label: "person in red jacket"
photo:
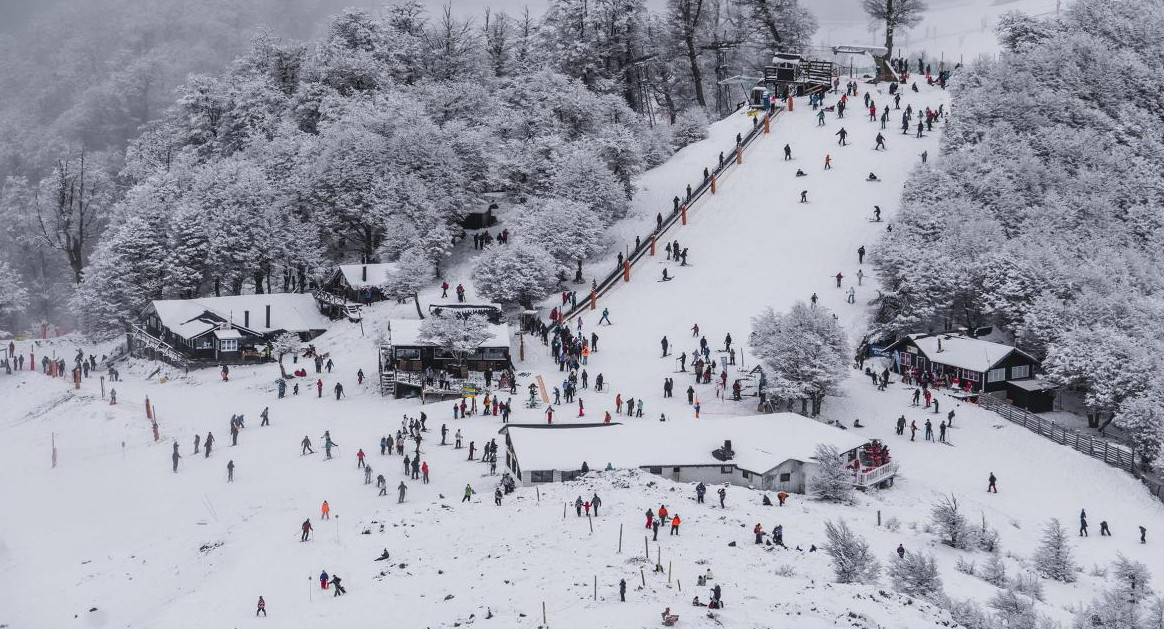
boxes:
[316,379,323,398]
[357,449,365,468]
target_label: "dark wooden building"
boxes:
[883,333,1039,393]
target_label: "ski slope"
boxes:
[3,77,1164,629]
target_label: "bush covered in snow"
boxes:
[889,549,943,599]
[750,303,849,416]
[823,519,879,584]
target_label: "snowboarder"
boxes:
[874,133,886,150]
[836,128,848,145]
[302,436,314,455]
[330,574,346,596]
[873,205,882,221]
[783,144,792,160]
[988,473,997,493]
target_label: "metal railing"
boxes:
[128,325,188,368]
[559,107,785,322]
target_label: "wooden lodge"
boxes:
[378,318,513,398]
[882,332,1040,394]
[133,294,328,367]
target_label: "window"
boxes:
[720,465,732,474]
[530,470,554,483]
[394,348,420,360]
[1011,365,1030,379]
[219,339,238,352]
[741,471,751,480]
[648,466,662,474]
[779,473,791,482]
[987,367,1006,383]
[961,369,979,382]
[672,467,681,473]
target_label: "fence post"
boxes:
[736,146,743,164]
[710,173,717,194]
[681,204,687,225]
[623,260,631,283]
[764,114,771,133]
[590,290,597,310]
[650,235,656,256]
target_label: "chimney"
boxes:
[937,338,943,352]
[362,265,367,282]
[265,305,271,329]
[244,310,250,329]
[724,439,733,455]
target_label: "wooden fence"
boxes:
[979,393,1135,472]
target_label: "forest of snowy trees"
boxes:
[872,0,1164,467]
[0,0,817,335]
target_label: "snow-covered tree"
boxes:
[471,242,558,308]
[1033,518,1076,582]
[823,519,879,584]
[989,589,1038,629]
[270,331,303,377]
[1111,555,1155,605]
[931,494,973,550]
[807,443,855,504]
[1115,392,1164,471]
[982,553,1008,587]
[418,313,494,366]
[0,260,29,318]
[889,550,943,599]
[72,215,167,337]
[507,198,606,270]
[750,303,849,416]
[381,248,435,320]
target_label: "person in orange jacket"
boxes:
[615,394,623,414]
[658,504,669,522]
[670,514,681,535]
[581,345,590,365]
[777,491,789,506]
[321,500,330,520]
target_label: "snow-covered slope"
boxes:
[3,73,1163,629]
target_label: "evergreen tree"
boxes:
[381,247,435,320]
[981,553,1008,587]
[72,215,166,337]
[1032,518,1076,583]
[888,550,943,599]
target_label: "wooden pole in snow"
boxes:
[668,561,672,584]
[640,567,646,587]
[593,575,597,600]
[542,601,547,625]
[563,502,567,519]
[618,524,623,553]
[588,514,593,534]
[644,536,649,559]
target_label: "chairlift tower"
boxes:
[631,50,658,126]
[701,32,742,116]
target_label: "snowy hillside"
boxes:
[4,61,1164,629]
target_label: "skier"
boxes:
[301,519,313,542]
[724,333,732,352]
[987,473,997,493]
[924,419,934,442]
[857,246,866,264]
[227,460,235,482]
[661,336,669,357]
[398,481,407,503]
[324,432,336,459]
[302,436,314,455]
[873,205,882,221]
[172,449,181,473]
[334,382,344,400]
[599,307,612,325]
[835,272,843,288]
[321,500,330,520]
[836,128,848,145]
[462,484,475,503]
[204,432,214,458]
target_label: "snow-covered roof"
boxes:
[387,319,512,349]
[336,263,399,289]
[213,329,242,340]
[148,294,329,340]
[505,414,869,474]
[1007,379,1057,392]
[889,334,1034,373]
